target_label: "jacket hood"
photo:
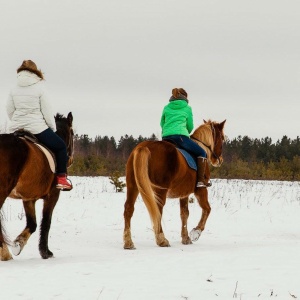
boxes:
[167,100,188,110]
[17,70,41,87]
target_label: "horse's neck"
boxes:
[195,125,212,145]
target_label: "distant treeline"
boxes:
[69,134,300,181]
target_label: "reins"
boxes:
[191,123,222,165]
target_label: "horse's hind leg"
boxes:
[154,190,170,247]
[11,200,37,256]
[190,188,211,241]
[39,188,60,259]
[0,227,13,261]
[0,196,13,261]
[180,197,192,245]
[124,187,170,249]
[123,184,139,249]
[0,239,12,261]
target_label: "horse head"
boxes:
[55,112,74,167]
[191,119,226,167]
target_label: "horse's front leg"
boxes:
[190,187,211,241]
[11,200,37,256]
[39,188,60,259]
[180,197,192,245]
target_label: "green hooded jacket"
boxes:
[160,100,194,137]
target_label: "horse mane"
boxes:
[191,120,216,159]
[55,113,70,129]
[55,112,73,128]
[193,120,215,137]
[55,113,65,121]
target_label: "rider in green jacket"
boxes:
[160,88,210,188]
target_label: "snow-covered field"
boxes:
[0,177,299,300]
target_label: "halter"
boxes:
[191,123,222,165]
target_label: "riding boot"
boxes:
[196,157,211,188]
[56,174,73,191]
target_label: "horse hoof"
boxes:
[189,229,202,241]
[124,245,136,250]
[0,246,13,261]
[158,240,170,247]
[124,243,136,250]
[40,249,54,259]
[0,255,13,261]
[182,237,193,245]
[11,242,22,256]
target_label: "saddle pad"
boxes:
[19,137,56,173]
[177,148,197,170]
[34,143,56,173]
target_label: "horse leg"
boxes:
[180,197,192,245]
[0,240,12,261]
[190,188,211,241]
[39,188,60,259]
[11,200,37,256]
[123,184,139,249]
[154,190,170,247]
[0,196,13,261]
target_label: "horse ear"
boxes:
[67,112,73,126]
[219,119,226,129]
[203,119,207,123]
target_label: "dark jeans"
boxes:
[163,134,207,158]
[35,128,68,174]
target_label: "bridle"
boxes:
[66,127,74,167]
[191,122,222,165]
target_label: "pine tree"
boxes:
[109,171,126,192]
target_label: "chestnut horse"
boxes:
[123,120,226,249]
[0,112,74,261]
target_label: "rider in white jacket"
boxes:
[7,70,56,134]
[6,60,72,191]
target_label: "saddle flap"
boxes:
[177,148,197,170]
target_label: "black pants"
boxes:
[34,128,68,174]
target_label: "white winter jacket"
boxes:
[6,71,56,134]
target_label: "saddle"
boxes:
[163,139,197,171]
[14,129,56,173]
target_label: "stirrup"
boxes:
[196,180,212,188]
[206,180,212,187]
[56,184,73,191]
[196,181,206,188]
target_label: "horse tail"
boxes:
[133,146,161,232]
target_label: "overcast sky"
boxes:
[0,0,299,142]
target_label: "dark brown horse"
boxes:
[123,120,226,249]
[0,112,74,261]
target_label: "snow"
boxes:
[0,177,299,300]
